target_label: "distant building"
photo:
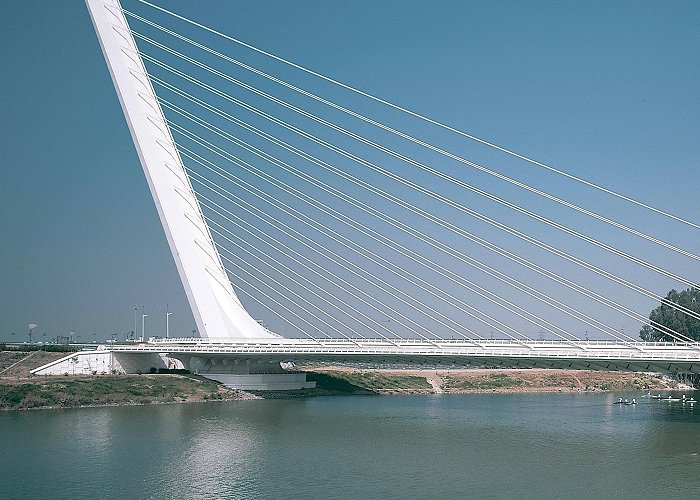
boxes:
[55,336,70,345]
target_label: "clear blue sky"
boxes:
[1,1,698,342]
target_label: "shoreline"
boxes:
[3,376,689,412]
[1,350,691,411]
[299,366,684,395]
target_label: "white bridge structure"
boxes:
[33,1,700,389]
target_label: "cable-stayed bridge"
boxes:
[34,0,699,388]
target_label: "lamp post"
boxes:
[141,314,148,342]
[28,324,38,344]
[166,312,173,339]
[133,305,138,340]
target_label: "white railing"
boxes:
[107,338,700,363]
[148,337,700,347]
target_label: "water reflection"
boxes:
[155,404,264,498]
[2,393,700,499]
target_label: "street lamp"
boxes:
[141,314,148,342]
[28,324,37,344]
[133,305,138,341]
[166,312,173,339]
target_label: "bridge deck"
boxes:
[105,339,700,373]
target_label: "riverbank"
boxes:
[0,350,685,410]
[0,374,257,410]
[300,366,680,395]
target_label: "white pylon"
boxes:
[85,0,276,340]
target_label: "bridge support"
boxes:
[170,354,316,390]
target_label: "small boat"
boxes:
[651,394,664,400]
[625,399,637,405]
[665,397,681,402]
[684,398,697,403]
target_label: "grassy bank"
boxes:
[303,367,677,394]
[0,375,245,410]
[440,370,668,392]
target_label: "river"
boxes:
[1,392,699,499]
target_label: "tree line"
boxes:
[639,288,700,342]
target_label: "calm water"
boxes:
[2,392,700,499]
